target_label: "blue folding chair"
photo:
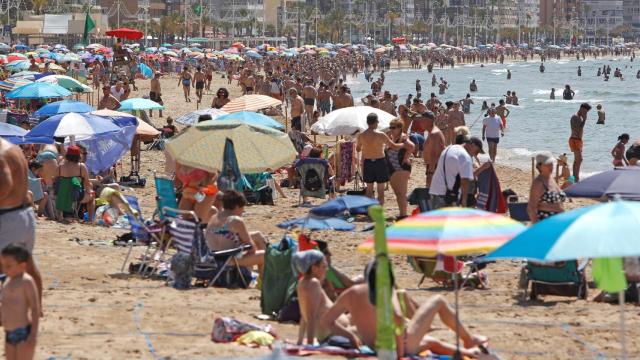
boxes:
[153,173,178,220]
[120,194,164,273]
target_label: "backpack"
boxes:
[303,167,322,191]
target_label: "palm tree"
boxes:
[30,0,47,15]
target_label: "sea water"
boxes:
[348,57,640,174]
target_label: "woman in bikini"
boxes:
[178,65,192,102]
[385,119,414,220]
[211,87,230,109]
[175,164,217,222]
[527,151,566,223]
[205,190,266,277]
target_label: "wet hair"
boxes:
[366,113,378,125]
[580,103,592,111]
[221,190,247,210]
[619,133,630,141]
[1,243,30,263]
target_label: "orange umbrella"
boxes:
[221,94,282,113]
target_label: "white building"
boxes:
[583,0,624,42]
[623,0,640,32]
[517,0,539,28]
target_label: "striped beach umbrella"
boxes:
[0,77,32,91]
[358,207,525,257]
[220,94,282,113]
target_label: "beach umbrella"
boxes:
[118,98,164,112]
[0,43,9,50]
[0,77,32,91]
[35,75,92,93]
[311,195,379,217]
[277,215,355,231]
[26,112,121,140]
[162,50,178,57]
[174,108,228,126]
[5,82,71,99]
[245,50,262,59]
[220,94,282,113]
[91,109,159,137]
[310,106,395,136]
[166,119,296,173]
[564,168,640,201]
[6,60,30,72]
[358,207,525,257]
[216,111,284,130]
[105,27,144,40]
[34,100,95,117]
[0,123,53,145]
[487,201,640,359]
[14,44,28,51]
[161,43,172,47]
[73,44,85,50]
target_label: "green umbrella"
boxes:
[165,119,296,173]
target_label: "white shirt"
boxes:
[429,145,474,196]
[482,115,503,139]
[110,86,125,101]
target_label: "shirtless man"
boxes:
[0,139,43,309]
[243,70,257,95]
[569,103,591,182]
[331,85,353,110]
[426,93,441,113]
[356,113,404,206]
[495,99,510,128]
[379,91,397,116]
[204,63,213,90]
[289,88,305,132]
[302,79,317,130]
[321,261,488,358]
[447,102,466,145]
[317,83,331,116]
[178,66,192,102]
[193,66,206,103]
[420,111,446,187]
[149,72,163,118]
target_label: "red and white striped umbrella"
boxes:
[221,94,282,113]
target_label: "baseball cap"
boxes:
[466,136,485,154]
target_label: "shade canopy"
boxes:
[216,111,284,130]
[105,28,144,40]
[118,98,164,111]
[27,112,121,140]
[310,106,396,136]
[564,168,640,201]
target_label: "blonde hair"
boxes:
[454,126,469,136]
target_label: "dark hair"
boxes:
[28,161,42,171]
[221,190,247,210]
[580,103,592,110]
[308,148,322,158]
[366,113,378,125]
[619,133,630,141]
[65,153,80,163]
[1,243,30,263]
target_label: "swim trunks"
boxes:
[291,116,302,131]
[486,137,500,144]
[304,98,315,106]
[0,205,35,252]
[363,158,390,183]
[5,325,31,345]
[569,137,583,152]
[149,91,163,104]
[206,74,212,81]
[195,81,204,90]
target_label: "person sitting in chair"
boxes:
[295,147,335,205]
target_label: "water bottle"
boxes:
[83,212,89,222]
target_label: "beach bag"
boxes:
[211,317,272,343]
[168,252,194,289]
[211,265,252,289]
[303,167,322,192]
[260,235,298,316]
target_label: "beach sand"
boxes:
[32,72,639,360]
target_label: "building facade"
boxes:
[583,0,624,41]
[623,0,640,31]
[540,0,582,27]
[517,0,540,28]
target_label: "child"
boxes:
[1,244,40,360]
[596,104,605,124]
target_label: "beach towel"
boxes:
[593,257,627,293]
[476,164,507,213]
[54,176,83,213]
[284,344,376,357]
[211,317,274,343]
[236,330,275,347]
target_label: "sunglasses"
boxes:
[389,126,401,129]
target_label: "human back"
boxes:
[0,138,28,208]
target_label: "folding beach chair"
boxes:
[153,173,178,220]
[192,229,252,288]
[120,195,165,273]
[521,260,588,301]
[296,159,334,205]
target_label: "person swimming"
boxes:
[550,88,555,100]
[562,85,574,100]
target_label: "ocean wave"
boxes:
[532,88,581,96]
[533,99,603,104]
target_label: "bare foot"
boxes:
[464,334,488,349]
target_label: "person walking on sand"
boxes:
[289,88,305,132]
[420,110,446,188]
[482,107,504,162]
[178,65,193,102]
[149,72,163,118]
[356,113,405,206]
[302,79,317,129]
[569,103,592,182]
[193,66,206,103]
[612,133,630,167]
[1,244,40,360]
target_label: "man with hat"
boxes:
[429,137,485,209]
[97,85,121,110]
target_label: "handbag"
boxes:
[442,147,460,206]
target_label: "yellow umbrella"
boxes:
[165,119,296,173]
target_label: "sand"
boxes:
[30,70,640,360]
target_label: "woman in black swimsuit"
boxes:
[527,151,566,223]
[211,87,230,109]
[385,119,414,220]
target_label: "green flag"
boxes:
[194,4,202,15]
[83,10,96,45]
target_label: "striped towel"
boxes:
[168,218,197,254]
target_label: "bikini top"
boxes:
[539,182,566,205]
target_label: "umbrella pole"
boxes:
[619,291,627,360]
[453,256,462,360]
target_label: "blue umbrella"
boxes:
[14,44,28,50]
[34,100,95,117]
[216,111,284,130]
[311,195,379,217]
[245,50,262,59]
[278,215,355,231]
[564,168,640,201]
[6,82,71,99]
[27,112,121,140]
[118,98,164,111]
[0,123,53,145]
[175,108,228,126]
